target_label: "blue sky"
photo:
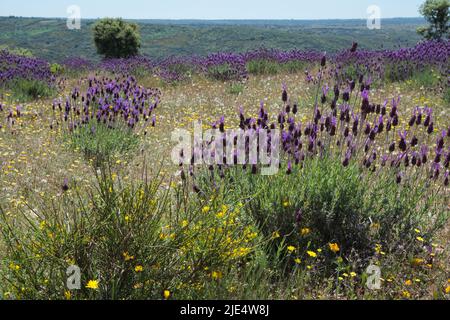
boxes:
[0,0,424,19]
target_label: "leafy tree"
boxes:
[92,18,141,58]
[417,0,450,40]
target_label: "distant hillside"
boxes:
[0,16,425,62]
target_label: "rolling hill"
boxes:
[0,16,426,62]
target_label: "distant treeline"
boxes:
[0,16,425,62]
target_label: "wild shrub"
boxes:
[0,164,261,300]
[410,68,440,88]
[246,59,280,75]
[10,78,56,101]
[66,122,140,166]
[207,63,241,81]
[194,156,448,274]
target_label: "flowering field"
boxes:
[0,41,449,300]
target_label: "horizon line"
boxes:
[0,16,424,21]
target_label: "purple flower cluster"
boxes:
[243,47,324,64]
[52,75,160,133]
[197,54,449,187]
[333,40,450,83]
[197,52,248,81]
[0,50,55,85]
[46,40,448,85]
[62,57,94,72]
[155,55,200,83]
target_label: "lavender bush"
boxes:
[187,47,449,274]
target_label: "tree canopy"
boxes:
[92,18,141,59]
[417,0,450,40]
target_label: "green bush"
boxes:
[246,59,280,75]
[194,156,448,273]
[282,61,307,74]
[384,65,440,87]
[246,59,306,75]
[9,79,55,102]
[93,18,141,59]
[411,68,440,88]
[0,165,181,299]
[50,63,64,76]
[66,122,140,166]
[207,64,233,81]
[0,164,261,300]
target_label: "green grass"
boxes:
[66,122,140,166]
[444,87,450,105]
[8,79,56,102]
[227,82,245,95]
[247,59,280,75]
[247,59,307,75]
[410,68,440,88]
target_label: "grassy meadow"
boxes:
[0,47,449,301]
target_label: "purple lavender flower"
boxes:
[398,131,407,152]
[62,178,69,192]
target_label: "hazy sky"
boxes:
[0,0,424,20]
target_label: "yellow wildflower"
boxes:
[402,291,411,299]
[445,286,450,294]
[416,237,425,242]
[294,258,301,264]
[329,243,340,253]
[371,222,380,230]
[307,251,317,258]
[123,252,135,261]
[411,258,424,266]
[287,246,296,253]
[405,279,413,286]
[301,228,311,236]
[211,271,223,280]
[64,290,71,300]
[39,220,46,230]
[202,206,210,214]
[86,280,99,290]
[9,263,20,271]
[135,265,144,273]
[375,244,385,255]
[272,231,281,239]
[163,290,171,300]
